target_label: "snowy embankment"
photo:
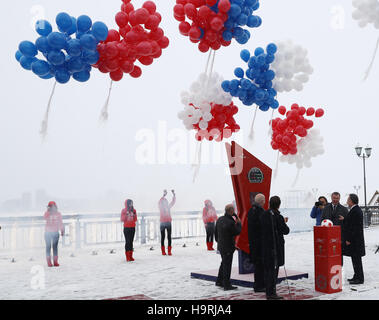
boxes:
[0,226,378,300]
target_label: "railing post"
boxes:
[75,217,81,249]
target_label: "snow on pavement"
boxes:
[0,226,378,300]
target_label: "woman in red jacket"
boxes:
[158,189,176,256]
[203,200,218,251]
[121,199,137,262]
[43,201,64,267]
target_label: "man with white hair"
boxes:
[248,193,266,293]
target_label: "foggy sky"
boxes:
[0,0,378,213]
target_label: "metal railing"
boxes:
[363,206,379,227]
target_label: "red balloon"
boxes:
[130,65,142,78]
[110,69,124,81]
[116,12,129,28]
[278,106,286,115]
[315,108,324,118]
[142,1,157,14]
[306,107,315,116]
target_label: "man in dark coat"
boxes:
[215,204,242,291]
[260,196,290,300]
[321,192,348,265]
[338,194,365,284]
[247,193,266,293]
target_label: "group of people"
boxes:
[310,192,366,285]
[213,194,290,300]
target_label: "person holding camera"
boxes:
[310,196,328,226]
[158,189,176,256]
[121,199,137,262]
[215,204,242,291]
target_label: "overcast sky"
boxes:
[0,0,378,212]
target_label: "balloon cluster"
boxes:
[270,40,313,93]
[220,0,262,44]
[352,0,379,28]
[279,128,325,170]
[93,0,169,81]
[221,44,279,111]
[270,103,324,158]
[173,0,261,53]
[15,13,109,84]
[178,72,240,141]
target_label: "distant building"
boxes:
[368,191,379,206]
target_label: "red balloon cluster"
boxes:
[93,0,169,81]
[270,104,325,156]
[194,102,240,142]
[173,0,232,53]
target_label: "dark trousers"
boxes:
[265,266,279,297]
[45,232,59,257]
[205,222,215,243]
[123,227,135,251]
[351,255,364,282]
[160,222,172,247]
[253,258,265,290]
[216,251,234,288]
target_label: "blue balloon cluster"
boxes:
[221,43,279,111]
[15,13,109,84]
[209,0,262,44]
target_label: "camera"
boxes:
[315,201,322,207]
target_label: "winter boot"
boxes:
[206,242,211,250]
[125,251,130,262]
[209,242,215,251]
[53,256,59,267]
[161,246,166,256]
[129,250,135,261]
[168,246,172,256]
[46,256,53,267]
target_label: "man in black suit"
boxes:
[321,192,348,265]
[247,193,266,293]
[215,204,242,291]
[338,194,366,285]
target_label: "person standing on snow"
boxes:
[158,189,176,256]
[202,200,218,251]
[121,199,137,262]
[43,201,64,267]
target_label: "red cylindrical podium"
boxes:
[314,226,342,294]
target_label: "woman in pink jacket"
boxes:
[43,201,64,267]
[158,189,176,256]
[121,199,137,262]
[203,200,218,251]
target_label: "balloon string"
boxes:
[192,140,203,183]
[204,50,213,74]
[363,36,379,81]
[248,106,258,140]
[268,108,275,137]
[273,150,280,179]
[40,81,57,141]
[291,168,301,188]
[99,80,114,122]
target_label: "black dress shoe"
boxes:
[254,287,266,293]
[349,279,364,285]
[266,294,284,300]
[224,285,238,291]
[215,282,223,287]
[347,278,356,283]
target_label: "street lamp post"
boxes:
[355,145,373,227]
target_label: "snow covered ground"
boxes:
[0,226,378,300]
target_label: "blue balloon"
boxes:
[222,30,233,42]
[234,67,244,78]
[66,39,82,57]
[31,59,50,76]
[56,12,73,33]
[35,36,50,53]
[73,70,90,82]
[47,50,65,66]
[82,50,100,65]
[267,43,277,55]
[221,80,231,92]
[237,14,248,26]
[67,57,85,73]
[240,49,251,62]
[35,20,53,36]
[229,4,242,18]
[92,21,109,41]
[15,50,23,62]
[55,69,71,84]
[19,41,38,57]
[20,56,37,70]
[77,15,92,33]
[80,34,97,51]
[67,17,77,36]
[47,32,67,50]
[39,73,54,80]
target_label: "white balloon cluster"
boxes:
[352,0,379,28]
[280,129,325,170]
[271,40,314,93]
[178,72,233,131]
